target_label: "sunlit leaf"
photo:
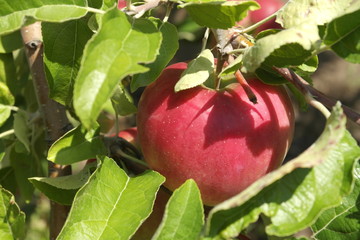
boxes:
[312,162,360,240]
[174,49,214,92]
[29,162,96,205]
[57,156,165,240]
[277,0,354,29]
[153,179,204,240]
[242,23,320,73]
[0,81,14,127]
[73,8,161,129]
[47,125,106,165]
[0,187,25,240]
[0,0,89,35]
[180,0,259,29]
[131,20,179,91]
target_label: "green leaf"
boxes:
[73,8,161,129]
[323,7,360,63]
[111,84,137,116]
[0,187,25,240]
[286,83,308,111]
[13,111,30,152]
[0,53,17,90]
[311,162,360,240]
[180,0,259,29]
[9,144,37,203]
[0,81,14,127]
[152,179,204,240]
[296,55,319,74]
[204,104,360,239]
[0,0,89,35]
[43,16,94,106]
[219,55,242,81]
[47,125,106,165]
[57,156,165,240]
[242,23,320,73]
[0,167,17,194]
[277,0,354,29]
[255,65,287,85]
[12,49,30,97]
[0,31,23,53]
[131,20,179,91]
[29,162,96,205]
[174,49,214,92]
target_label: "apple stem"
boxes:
[234,70,258,104]
[238,11,279,34]
[273,67,360,125]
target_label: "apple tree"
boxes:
[0,0,359,239]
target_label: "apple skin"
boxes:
[117,0,126,9]
[237,0,284,32]
[250,0,283,31]
[117,127,138,147]
[137,62,294,206]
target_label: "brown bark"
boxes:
[20,22,71,239]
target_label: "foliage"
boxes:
[0,0,359,239]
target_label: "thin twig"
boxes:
[238,11,278,33]
[273,67,360,124]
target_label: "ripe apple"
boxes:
[117,0,127,9]
[137,62,294,206]
[117,127,138,147]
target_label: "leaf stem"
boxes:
[0,129,15,139]
[202,28,210,52]
[239,11,278,33]
[306,94,331,118]
[86,7,106,15]
[115,148,148,168]
[163,2,174,23]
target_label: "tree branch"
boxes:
[273,67,360,125]
[21,22,72,239]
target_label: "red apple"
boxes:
[117,0,127,9]
[117,127,138,147]
[137,62,294,206]
[237,0,284,32]
[250,0,283,31]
